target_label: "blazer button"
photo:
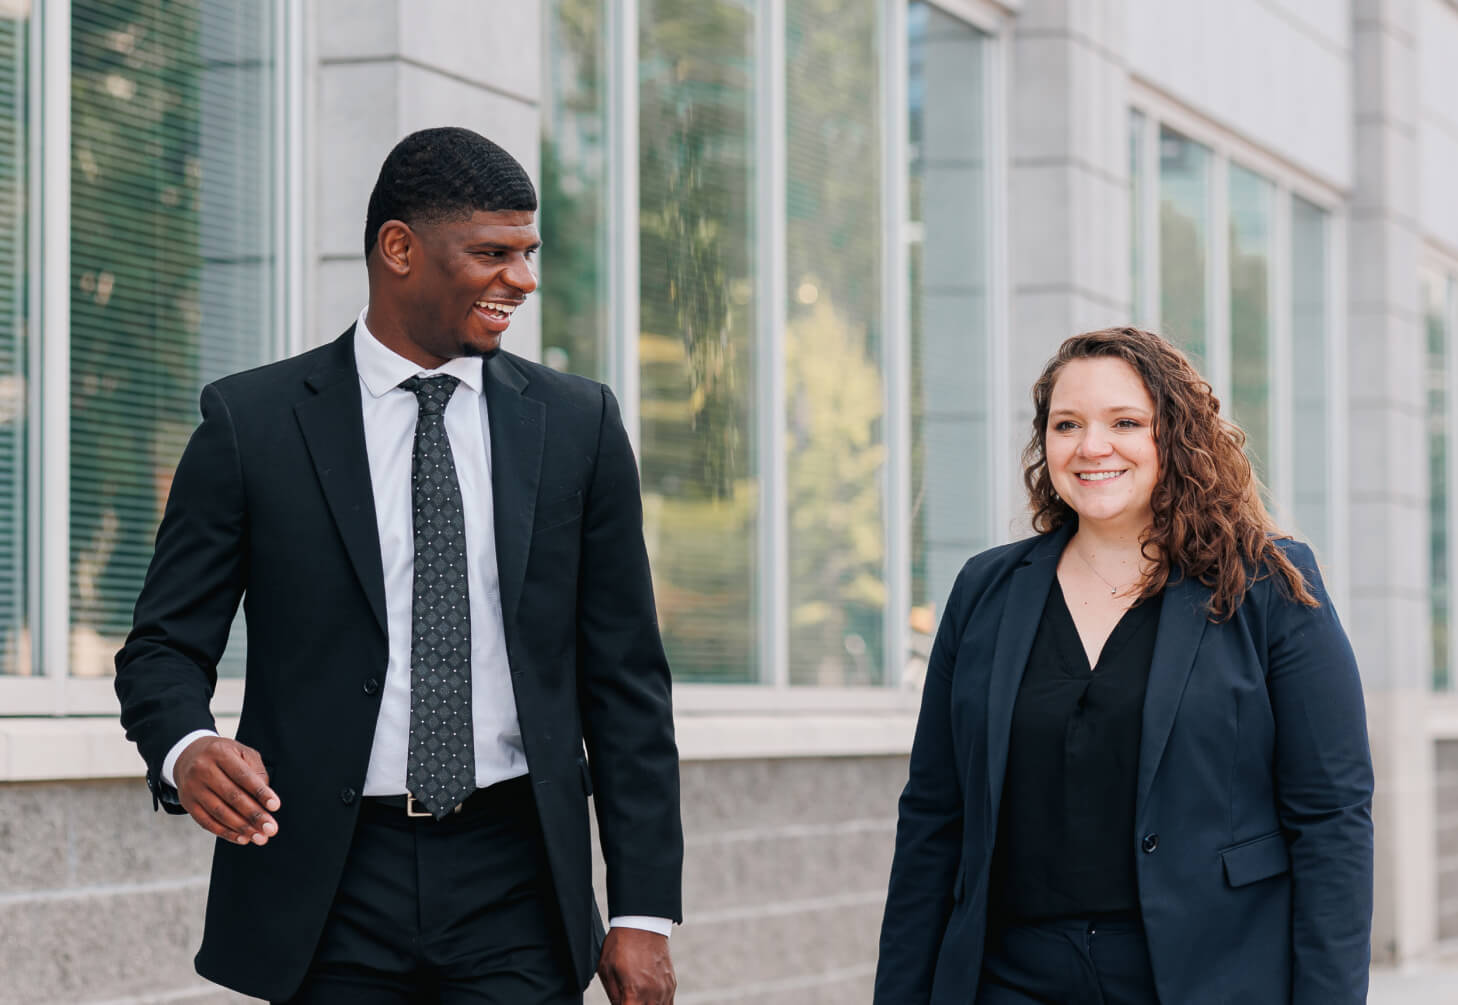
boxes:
[339,787,357,805]
[363,678,380,695]
[1141,833,1159,853]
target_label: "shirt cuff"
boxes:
[608,916,673,938]
[161,729,220,788]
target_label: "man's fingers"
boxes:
[223,744,281,813]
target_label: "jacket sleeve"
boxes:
[114,383,248,812]
[1267,542,1374,1005]
[575,385,683,922]
[874,562,977,1003]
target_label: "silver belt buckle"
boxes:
[406,793,431,818]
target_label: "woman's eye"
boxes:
[1053,421,1077,432]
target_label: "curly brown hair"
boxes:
[1021,326,1318,619]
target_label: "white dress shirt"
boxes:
[162,308,669,937]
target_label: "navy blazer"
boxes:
[875,525,1373,1005]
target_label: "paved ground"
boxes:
[1371,963,1458,1003]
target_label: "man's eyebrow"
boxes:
[468,239,542,252]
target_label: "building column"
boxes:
[1347,0,1431,965]
[1006,0,1130,526]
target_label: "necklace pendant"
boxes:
[1110,586,1117,596]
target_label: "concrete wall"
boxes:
[1419,0,1458,255]
[0,756,907,1005]
[1124,0,1352,190]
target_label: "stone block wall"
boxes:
[0,756,908,1004]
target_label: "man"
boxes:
[115,127,682,1004]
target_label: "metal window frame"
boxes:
[2,0,298,716]
[1129,81,1348,605]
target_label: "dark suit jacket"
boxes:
[115,328,683,1002]
[874,524,1373,1005]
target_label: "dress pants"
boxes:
[279,777,581,1005]
[976,918,1160,1005]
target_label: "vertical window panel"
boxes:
[541,0,610,381]
[1158,126,1209,370]
[1290,197,1329,558]
[784,0,884,685]
[637,0,758,682]
[69,0,277,677]
[1427,269,1452,691]
[907,3,989,682]
[0,0,27,675]
[1228,163,1273,485]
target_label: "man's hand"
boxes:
[174,736,281,847]
[597,927,675,1005]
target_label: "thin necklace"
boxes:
[1076,548,1135,597]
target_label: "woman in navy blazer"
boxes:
[875,328,1373,1004]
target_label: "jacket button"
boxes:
[1141,833,1159,853]
[363,678,380,695]
[339,787,357,805]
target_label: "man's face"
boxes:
[397,209,540,366]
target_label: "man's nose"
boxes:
[505,256,538,295]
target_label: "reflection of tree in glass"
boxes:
[786,300,886,685]
[1159,201,1206,372]
[540,0,608,379]
[70,0,202,665]
[1229,219,1270,487]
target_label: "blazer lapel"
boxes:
[483,353,545,633]
[984,524,1072,835]
[294,327,388,636]
[1135,570,1211,820]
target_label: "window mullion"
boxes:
[39,0,71,701]
[1208,153,1232,408]
[756,0,787,686]
[1271,189,1294,524]
[607,0,640,454]
[881,0,910,687]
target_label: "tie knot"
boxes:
[400,375,460,416]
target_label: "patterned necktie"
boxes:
[400,375,475,818]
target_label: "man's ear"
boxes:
[374,220,415,277]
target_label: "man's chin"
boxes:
[461,342,501,360]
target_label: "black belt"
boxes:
[362,775,532,821]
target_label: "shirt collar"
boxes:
[354,305,485,398]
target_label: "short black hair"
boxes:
[363,126,538,257]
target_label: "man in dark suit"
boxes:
[115,127,682,1004]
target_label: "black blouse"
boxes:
[990,577,1164,923]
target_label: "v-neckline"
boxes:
[1047,578,1150,675]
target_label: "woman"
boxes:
[874,328,1372,1004]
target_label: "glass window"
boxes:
[69,0,279,676]
[637,0,759,682]
[1290,197,1329,557]
[1427,269,1453,690]
[1228,163,1273,485]
[1158,126,1209,370]
[785,0,884,685]
[541,0,610,381]
[0,0,27,676]
[907,2,989,681]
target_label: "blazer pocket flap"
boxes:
[534,491,583,534]
[1220,832,1290,887]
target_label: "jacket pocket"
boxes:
[1219,830,1290,888]
[534,491,584,535]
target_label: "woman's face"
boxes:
[1045,356,1160,535]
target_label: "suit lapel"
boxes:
[1135,570,1211,820]
[294,327,388,636]
[483,353,545,633]
[984,524,1072,835]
